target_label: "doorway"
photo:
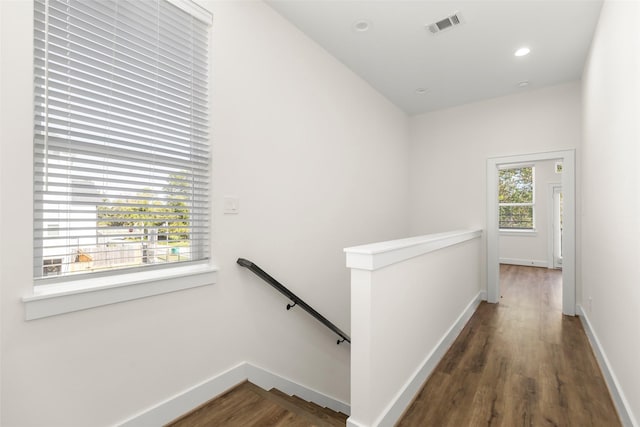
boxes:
[487,150,575,316]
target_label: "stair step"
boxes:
[166,381,289,426]
[269,389,348,426]
[165,381,347,427]
[252,385,339,427]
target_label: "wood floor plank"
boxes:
[167,265,619,427]
[165,381,346,427]
[260,387,345,427]
[396,265,621,427]
[167,382,301,427]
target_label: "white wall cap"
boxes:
[344,229,482,271]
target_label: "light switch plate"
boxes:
[223,196,239,214]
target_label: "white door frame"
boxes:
[487,149,576,315]
[548,183,563,269]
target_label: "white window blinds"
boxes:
[34,0,211,281]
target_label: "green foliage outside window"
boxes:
[97,174,191,242]
[499,167,534,229]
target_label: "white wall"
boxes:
[210,0,409,406]
[409,82,581,234]
[499,159,559,267]
[0,2,4,421]
[408,82,582,291]
[581,0,640,424]
[0,1,409,425]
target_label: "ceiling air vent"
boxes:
[427,13,463,35]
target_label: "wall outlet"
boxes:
[223,196,239,214]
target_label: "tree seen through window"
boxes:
[499,167,534,229]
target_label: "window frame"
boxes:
[498,164,536,231]
[25,0,217,320]
[24,263,217,320]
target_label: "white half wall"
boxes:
[581,0,640,424]
[346,230,482,426]
[0,1,409,425]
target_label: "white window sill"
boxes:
[499,229,537,237]
[23,264,218,320]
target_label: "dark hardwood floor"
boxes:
[166,265,619,427]
[165,381,348,427]
[397,264,621,427]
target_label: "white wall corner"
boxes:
[577,305,638,427]
[374,291,484,426]
[117,362,248,427]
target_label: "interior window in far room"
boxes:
[498,166,535,230]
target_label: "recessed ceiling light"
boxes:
[353,20,371,32]
[517,81,530,87]
[514,47,531,57]
[415,88,429,95]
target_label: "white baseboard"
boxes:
[117,362,350,426]
[577,305,637,427]
[117,362,247,427]
[372,291,484,427]
[346,419,369,427]
[500,258,548,268]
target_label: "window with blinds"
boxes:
[34,0,212,282]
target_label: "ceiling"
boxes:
[266,0,603,115]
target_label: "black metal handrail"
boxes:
[237,258,351,345]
